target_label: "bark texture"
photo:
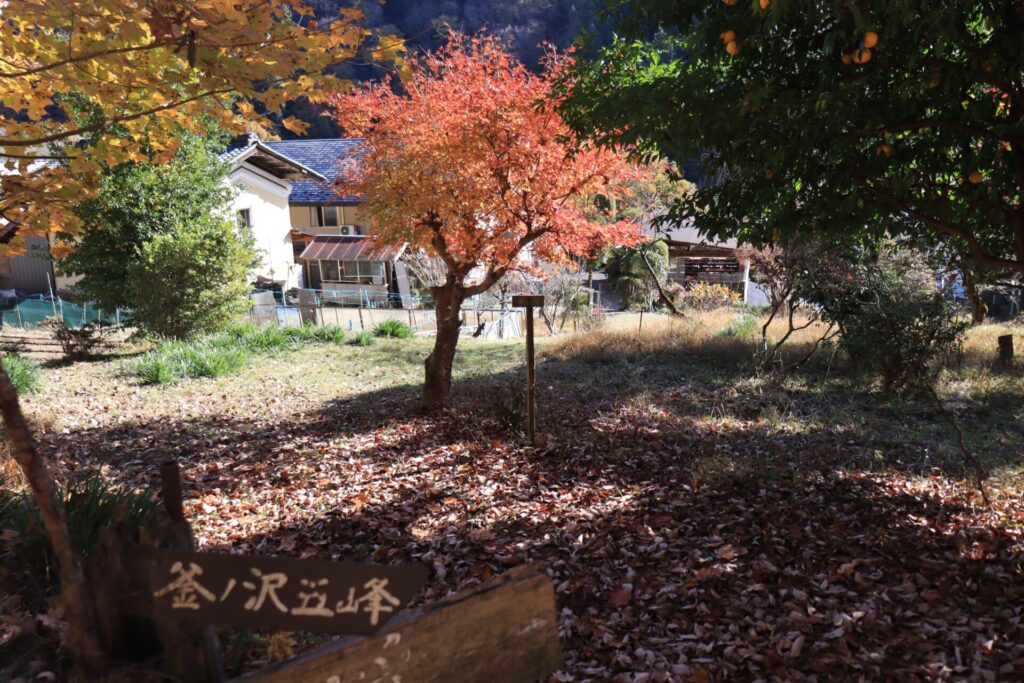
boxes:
[422,284,466,410]
[0,359,105,676]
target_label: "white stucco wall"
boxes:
[230,165,299,288]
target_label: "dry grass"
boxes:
[555,309,1024,377]
[548,309,833,370]
[961,321,1024,369]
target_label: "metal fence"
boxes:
[245,288,529,339]
[0,295,122,329]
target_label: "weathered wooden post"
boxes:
[998,334,1014,369]
[512,295,543,445]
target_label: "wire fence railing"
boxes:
[0,295,123,330]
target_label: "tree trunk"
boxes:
[963,267,988,324]
[640,250,682,316]
[422,285,465,410]
[0,360,106,676]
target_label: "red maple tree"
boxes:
[333,33,644,409]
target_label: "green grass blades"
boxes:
[373,319,413,339]
[350,330,377,346]
[1,354,41,393]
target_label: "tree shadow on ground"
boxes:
[36,338,1024,678]
[227,426,1022,679]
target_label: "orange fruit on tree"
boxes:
[723,0,738,4]
[759,0,772,9]
[863,31,879,48]
[720,29,736,44]
[968,171,983,184]
[875,143,893,157]
[852,48,872,64]
[841,53,851,65]
[726,40,741,56]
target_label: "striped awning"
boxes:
[298,236,405,262]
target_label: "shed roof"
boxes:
[298,236,404,263]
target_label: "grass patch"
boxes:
[1,354,41,393]
[373,319,413,339]
[715,313,760,338]
[0,476,157,591]
[350,330,377,347]
[132,323,349,384]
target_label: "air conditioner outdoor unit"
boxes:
[339,225,352,236]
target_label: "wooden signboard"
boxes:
[87,463,561,683]
[235,565,563,683]
[139,549,427,636]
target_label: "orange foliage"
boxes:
[331,32,645,293]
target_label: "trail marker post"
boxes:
[512,294,543,445]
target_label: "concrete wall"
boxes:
[230,164,299,288]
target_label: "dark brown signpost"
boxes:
[92,461,563,682]
[512,294,543,445]
[142,549,427,636]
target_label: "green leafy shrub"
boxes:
[373,319,413,339]
[0,477,158,589]
[350,331,376,346]
[1,354,40,393]
[715,313,759,338]
[805,245,968,393]
[57,133,258,339]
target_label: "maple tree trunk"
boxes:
[423,285,466,410]
[0,360,106,676]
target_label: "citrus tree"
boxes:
[334,33,644,409]
[561,0,1024,276]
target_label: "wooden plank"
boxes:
[511,294,544,307]
[235,566,562,683]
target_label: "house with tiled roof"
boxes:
[2,135,411,305]
[224,135,410,302]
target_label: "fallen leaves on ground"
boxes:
[13,342,1024,680]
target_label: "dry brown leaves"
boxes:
[18,348,1024,681]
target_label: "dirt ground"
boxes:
[9,315,1024,680]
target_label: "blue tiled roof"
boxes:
[264,138,366,205]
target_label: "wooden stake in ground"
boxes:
[512,295,543,445]
[998,334,1014,369]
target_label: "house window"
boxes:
[321,260,340,281]
[313,206,340,227]
[237,209,252,229]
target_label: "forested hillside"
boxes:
[284,0,612,137]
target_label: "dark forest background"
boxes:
[282,0,613,137]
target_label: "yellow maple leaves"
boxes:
[0,0,396,246]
